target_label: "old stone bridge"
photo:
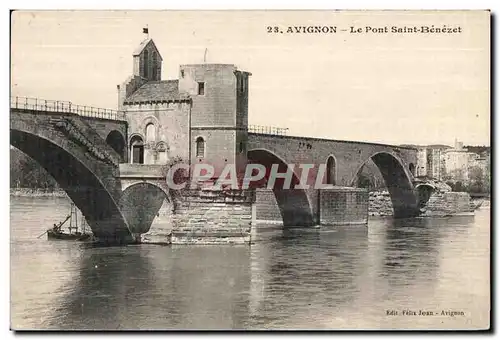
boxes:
[10,97,420,244]
[247,132,418,226]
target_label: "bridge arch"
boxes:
[414,183,436,211]
[247,148,315,226]
[352,151,418,218]
[121,179,172,199]
[106,130,126,160]
[119,182,170,234]
[10,119,131,241]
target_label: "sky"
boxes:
[10,10,490,146]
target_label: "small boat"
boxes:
[47,203,95,241]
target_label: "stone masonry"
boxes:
[10,33,429,244]
[171,188,255,245]
[369,187,475,217]
[319,187,369,225]
[420,191,475,216]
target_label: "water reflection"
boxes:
[10,197,490,330]
[381,218,440,287]
[47,245,252,330]
[247,226,370,328]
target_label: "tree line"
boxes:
[10,147,59,190]
[444,165,491,195]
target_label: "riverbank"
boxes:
[10,188,67,198]
[369,188,487,217]
[10,187,489,217]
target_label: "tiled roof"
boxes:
[124,80,182,104]
[132,38,163,59]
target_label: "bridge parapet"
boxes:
[248,125,289,136]
[118,164,165,178]
[11,96,126,121]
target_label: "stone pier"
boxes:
[171,188,255,245]
[117,164,372,243]
[253,187,369,228]
[318,187,369,225]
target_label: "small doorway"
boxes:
[132,145,144,164]
[130,136,144,164]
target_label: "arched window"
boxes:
[326,156,336,185]
[145,123,155,143]
[143,49,149,78]
[152,52,158,80]
[196,137,205,158]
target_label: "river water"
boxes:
[10,196,490,330]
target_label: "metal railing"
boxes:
[10,96,126,121]
[248,125,289,136]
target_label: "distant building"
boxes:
[466,147,490,177]
[468,149,490,180]
[443,141,469,181]
[443,140,490,182]
[465,145,490,156]
[416,148,428,177]
[428,148,447,180]
[415,144,450,180]
[414,140,490,185]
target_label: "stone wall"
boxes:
[254,189,283,224]
[421,191,475,216]
[247,133,418,187]
[119,163,165,178]
[369,191,394,216]
[182,64,247,174]
[190,128,239,176]
[369,188,475,217]
[123,101,191,164]
[80,116,128,160]
[171,188,255,245]
[254,187,369,227]
[141,198,174,244]
[118,75,148,110]
[319,187,368,225]
[179,64,239,128]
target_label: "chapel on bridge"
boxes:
[117,31,251,175]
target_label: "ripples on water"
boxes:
[10,196,490,330]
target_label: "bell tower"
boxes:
[117,29,164,109]
[132,29,163,81]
